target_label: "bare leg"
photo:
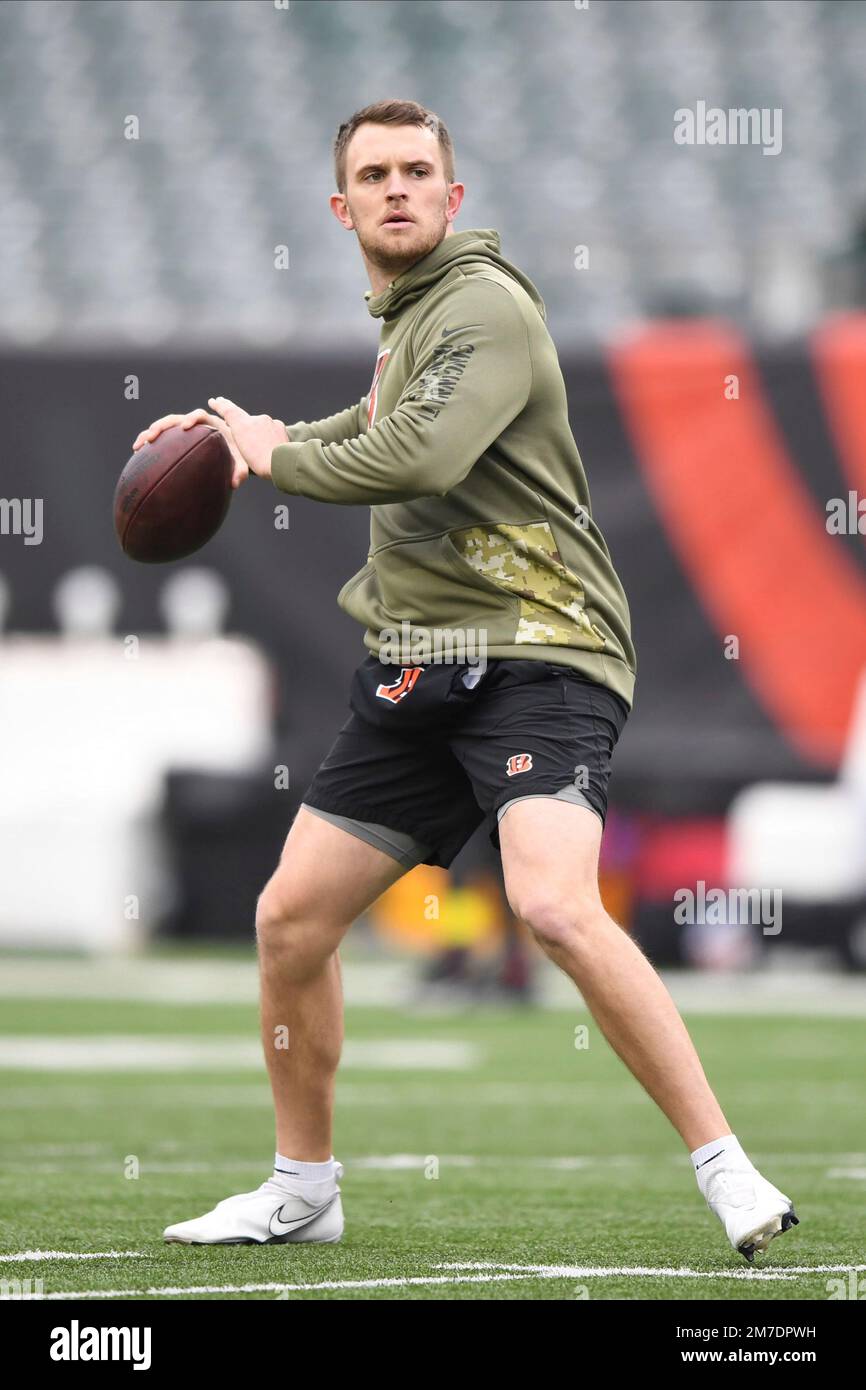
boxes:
[255,807,408,1160]
[499,801,730,1151]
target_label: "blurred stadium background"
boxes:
[1,0,865,1301]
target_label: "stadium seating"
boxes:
[1,0,864,349]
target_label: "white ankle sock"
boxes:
[273,1152,337,1187]
[691,1134,751,1190]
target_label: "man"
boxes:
[135,99,797,1262]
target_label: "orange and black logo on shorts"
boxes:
[375,667,424,704]
[505,753,533,776]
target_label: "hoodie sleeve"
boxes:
[269,281,532,504]
[283,397,368,447]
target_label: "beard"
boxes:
[353,201,449,276]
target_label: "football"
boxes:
[113,423,233,563]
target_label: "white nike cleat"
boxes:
[163,1165,345,1246]
[703,1164,799,1263]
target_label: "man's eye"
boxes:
[364,169,428,180]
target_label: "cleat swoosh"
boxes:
[268,1199,334,1238]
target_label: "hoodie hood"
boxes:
[364,228,546,324]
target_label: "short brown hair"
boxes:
[333,99,455,195]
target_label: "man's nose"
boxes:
[384,177,411,199]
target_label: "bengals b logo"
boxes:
[506,753,533,776]
[376,667,424,704]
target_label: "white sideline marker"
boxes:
[31,1263,866,1299]
[0,1037,478,1072]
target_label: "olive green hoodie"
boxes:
[270,228,636,709]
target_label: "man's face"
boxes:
[332,122,463,280]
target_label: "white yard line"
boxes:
[1,1149,864,1173]
[0,960,261,1004]
[0,1037,479,1072]
[2,1149,864,1175]
[1,956,866,1014]
[28,1262,866,1299]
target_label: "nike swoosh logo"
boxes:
[268,1202,323,1237]
[441,324,483,339]
[695,1149,726,1170]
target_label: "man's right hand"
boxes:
[132,409,249,489]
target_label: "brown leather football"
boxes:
[114,423,233,563]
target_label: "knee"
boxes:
[254,880,306,948]
[511,891,602,952]
[254,891,320,984]
[254,876,343,979]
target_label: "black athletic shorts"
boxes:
[300,655,629,870]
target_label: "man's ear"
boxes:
[445,182,465,225]
[329,193,354,230]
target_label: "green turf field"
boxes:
[1,965,864,1301]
